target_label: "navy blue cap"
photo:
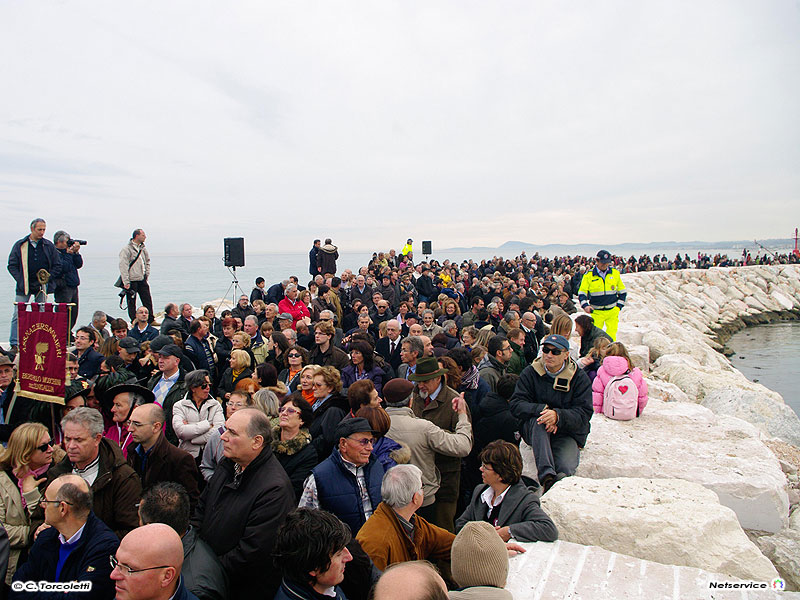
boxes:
[596,250,611,262]
[542,334,570,351]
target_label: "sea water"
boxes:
[727,321,800,417]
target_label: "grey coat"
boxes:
[455,480,558,543]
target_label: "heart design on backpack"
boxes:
[619,385,628,394]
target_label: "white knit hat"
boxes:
[451,521,509,588]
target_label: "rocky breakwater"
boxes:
[615,265,800,444]
[552,265,800,589]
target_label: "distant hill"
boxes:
[438,239,794,257]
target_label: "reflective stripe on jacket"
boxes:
[578,267,627,310]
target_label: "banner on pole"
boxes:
[14,302,69,404]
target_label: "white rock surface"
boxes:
[751,527,800,592]
[646,378,691,403]
[702,387,800,447]
[576,399,789,532]
[506,539,795,600]
[540,477,778,582]
[617,266,800,446]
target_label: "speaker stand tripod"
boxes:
[217,265,248,313]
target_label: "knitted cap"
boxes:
[451,521,508,588]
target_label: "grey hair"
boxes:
[422,309,434,317]
[253,389,280,418]
[382,464,423,508]
[244,315,258,326]
[285,284,297,293]
[268,303,279,312]
[55,479,93,517]
[281,279,290,287]
[283,329,297,342]
[441,320,456,333]
[403,336,424,358]
[53,230,70,244]
[320,310,334,319]
[385,391,413,409]
[503,311,519,324]
[180,303,192,312]
[241,408,273,442]
[30,218,46,229]
[185,370,210,389]
[92,310,106,321]
[61,407,104,437]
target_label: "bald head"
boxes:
[373,561,448,600]
[51,474,89,495]
[124,524,184,571]
[113,524,184,600]
[131,402,165,424]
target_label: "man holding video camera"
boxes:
[53,230,84,336]
[119,228,154,324]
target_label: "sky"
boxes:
[1,0,799,257]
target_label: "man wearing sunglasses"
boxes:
[509,334,593,493]
[12,474,119,598]
[299,417,385,536]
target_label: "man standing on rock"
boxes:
[578,249,626,340]
[509,334,593,493]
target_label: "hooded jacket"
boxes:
[317,243,339,275]
[591,355,648,415]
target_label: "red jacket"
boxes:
[277,298,310,329]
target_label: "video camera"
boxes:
[67,239,88,246]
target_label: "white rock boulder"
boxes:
[576,399,789,533]
[540,477,778,582]
[702,387,800,447]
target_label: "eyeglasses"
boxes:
[40,498,72,506]
[481,463,495,471]
[312,382,327,388]
[35,440,53,453]
[347,436,377,447]
[279,406,299,415]
[109,555,170,576]
[127,420,155,428]
[199,382,211,388]
[541,346,563,356]
[287,353,302,359]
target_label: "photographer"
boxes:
[119,228,153,323]
[53,230,84,336]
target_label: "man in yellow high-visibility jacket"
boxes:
[577,250,626,340]
[401,238,413,257]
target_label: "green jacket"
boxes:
[507,341,527,375]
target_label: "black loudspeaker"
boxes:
[422,241,432,255]
[224,237,245,267]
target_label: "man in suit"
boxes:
[127,403,200,509]
[376,320,403,371]
[396,336,424,381]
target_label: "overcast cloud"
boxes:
[1,0,798,256]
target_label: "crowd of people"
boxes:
[0,221,686,600]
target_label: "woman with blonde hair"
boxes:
[309,366,350,457]
[546,314,579,361]
[298,364,321,406]
[218,348,253,402]
[0,422,55,584]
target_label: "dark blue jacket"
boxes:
[128,324,159,343]
[274,578,348,600]
[8,235,62,296]
[173,577,201,600]
[312,449,384,536]
[184,335,216,377]
[77,348,104,379]
[11,512,119,599]
[55,248,83,289]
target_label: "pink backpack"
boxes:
[602,372,638,420]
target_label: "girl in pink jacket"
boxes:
[592,342,648,416]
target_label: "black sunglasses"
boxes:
[35,440,53,453]
[541,346,563,356]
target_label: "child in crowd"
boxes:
[592,342,648,417]
[581,337,611,382]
